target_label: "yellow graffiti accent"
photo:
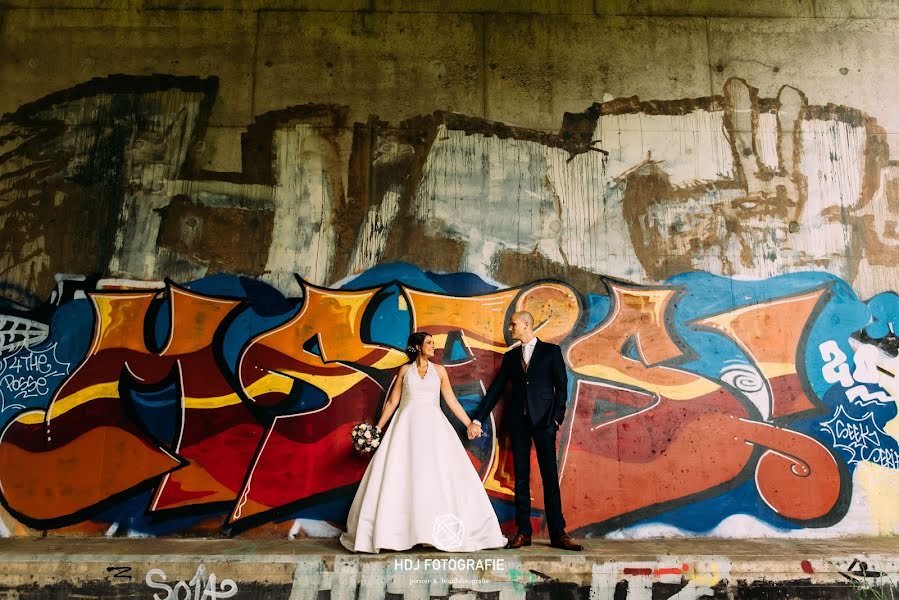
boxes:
[756,362,798,379]
[243,371,371,400]
[15,412,47,426]
[856,461,899,534]
[42,382,245,422]
[183,392,243,410]
[240,282,407,403]
[886,416,899,443]
[91,285,240,356]
[265,284,405,363]
[403,286,520,346]
[483,435,515,497]
[688,562,726,587]
[92,293,158,353]
[429,333,510,355]
[46,284,241,421]
[43,382,121,423]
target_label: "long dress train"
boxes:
[340,361,507,553]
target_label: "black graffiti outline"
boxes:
[106,566,133,580]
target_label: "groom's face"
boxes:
[508,315,530,341]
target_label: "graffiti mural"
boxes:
[0,264,896,538]
[1,74,899,538]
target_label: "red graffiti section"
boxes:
[0,284,262,523]
[561,283,839,530]
[0,276,844,534]
[230,282,408,524]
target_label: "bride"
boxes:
[340,332,507,553]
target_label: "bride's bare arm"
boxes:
[436,364,473,428]
[376,364,409,430]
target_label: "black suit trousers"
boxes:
[508,413,565,539]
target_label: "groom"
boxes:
[467,311,583,551]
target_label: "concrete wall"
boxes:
[0,1,898,539]
[2,538,899,600]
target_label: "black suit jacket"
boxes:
[476,339,568,427]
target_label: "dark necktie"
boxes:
[520,347,528,415]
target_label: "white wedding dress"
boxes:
[340,361,507,553]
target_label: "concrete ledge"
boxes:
[0,537,895,599]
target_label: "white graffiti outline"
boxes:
[0,342,70,412]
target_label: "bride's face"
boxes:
[419,336,436,359]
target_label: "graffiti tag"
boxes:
[106,566,133,580]
[145,565,237,600]
[0,343,70,411]
[819,340,894,406]
[821,406,899,467]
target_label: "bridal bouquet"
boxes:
[351,423,382,454]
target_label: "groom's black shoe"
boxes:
[505,533,532,549]
[549,534,584,551]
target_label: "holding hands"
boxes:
[466,420,482,440]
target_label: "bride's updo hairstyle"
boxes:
[405,332,431,362]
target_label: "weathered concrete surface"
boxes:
[595,0,816,17]
[0,8,257,127]
[708,17,899,137]
[6,6,899,136]
[0,537,896,599]
[484,15,711,129]
[255,11,484,126]
[815,0,899,18]
[377,0,595,13]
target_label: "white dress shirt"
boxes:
[522,337,538,366]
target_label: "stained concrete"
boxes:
[708,17,899,136]
[0,8,258,127]
[0,537,895,599]
[254,11,485,126]
[4,3,899,137]
[815,0,899,18]
[1,534,895,559]
[595,0,815,17]
[374,0,594,13]
[484,15,712,130]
